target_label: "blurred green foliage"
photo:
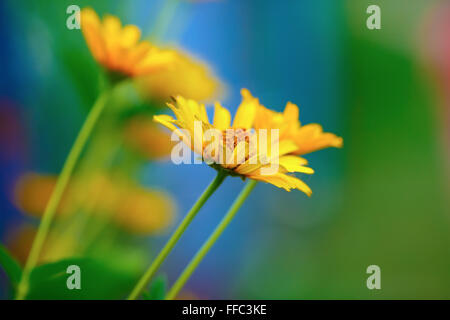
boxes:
[0,245,22,291]
[26,257,137,299]
[236,0,450,299]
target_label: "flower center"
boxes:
[222,128,252,150]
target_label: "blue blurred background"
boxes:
[1,0,450,299]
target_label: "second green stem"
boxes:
[127,171,227,300]
[166,179,258,300]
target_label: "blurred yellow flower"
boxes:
[115,186,176,235]
[13,172,176,235]
[138,49,223,103]
[251,89,343,155]
[6,225,76,265]
[13,173,70,218]
[80,8,175,77]
[154,90,315,194]
[123,116,175,160]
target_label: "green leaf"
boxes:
[26,257,139,300]
[144,274,167,300]
[0,244,22,287]
[142,291,152,300]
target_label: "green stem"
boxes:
[148,0,180,41]
[127,171,227,300]
[166,180,258,300]
[15,89,111,300]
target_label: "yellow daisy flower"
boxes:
[131,88,344,299]
[154,90,314,195]
[138,49,223,103]
[251,89,343,155]
[80,8,175,77]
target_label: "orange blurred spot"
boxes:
[124,116,175,160]
[114,186,176,235]
[13,173,70,218]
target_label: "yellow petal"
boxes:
[153,114,192,149]
[124,41,152,70]
[234,162,262,175]
[134,48,175,76]
[248,172,312,195]
[288,175,313,195]
[253,104,278,130]
[283,102,299,121]
[153,114,177,132]
[120,25,141,48]
[101,15,122,68]
[293,124,343,155]
[232,88,257,129]
[191,100,209,124]
[283,102,300,131]
[279,156,313,174]
[277,140,299,157]
[80,8,106,63]
[102,14,122,35]
[213,102,231,130]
